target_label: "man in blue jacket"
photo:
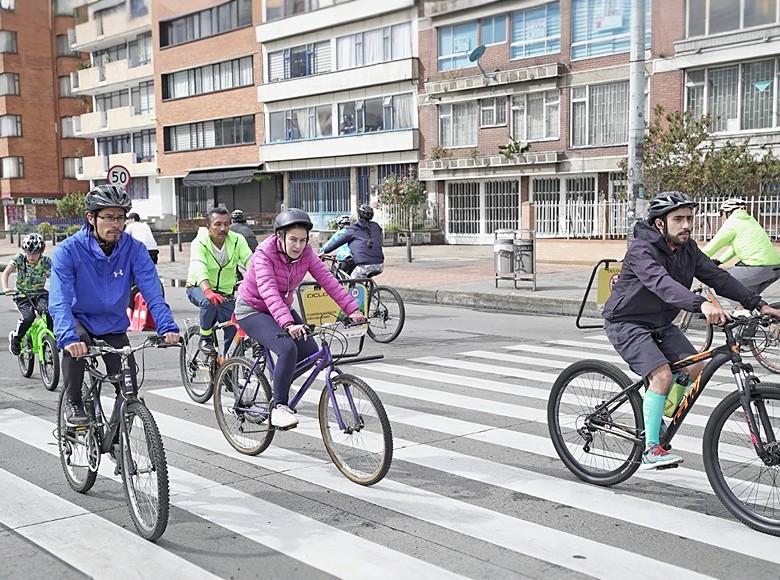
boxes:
[603,191,780,469]
[50,185,179,426]
[320,204,384,278]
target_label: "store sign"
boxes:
[23,197,58,205]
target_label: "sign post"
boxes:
[106,165,131,189]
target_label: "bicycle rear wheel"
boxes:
[18,336,33,378]
[121,401,169,541]
[213,357,274,455]
[318,374,392,485]
[673,309,713,353]
[749,302,780,373]
[180,324,215,403]
[703,385,780,536]
[57,386,98,493]
[40,334,60,391]
[548,359,643,486]
[366,286,405,343]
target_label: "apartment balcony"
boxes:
[77,152,156,181]
[257,0,414,42]
[75,106,154,138]
[261,58,418,103]
[72,7,151,52]
[72,59,152,95]
[260,129,418,163]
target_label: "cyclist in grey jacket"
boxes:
[320,204,384,278]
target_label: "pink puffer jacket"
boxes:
[238,235,359,328]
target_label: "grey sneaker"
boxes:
[640,444,683,470]
[64,401,89,427]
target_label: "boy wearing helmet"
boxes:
[603,191,780,469]
[320,203,384,278]
[323,214,355,273]
[2,233,52,355]
[234,208,365,429]
[702,198,780,293]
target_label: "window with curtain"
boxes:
[58,76,73,97]
[571,0,651,60]
[131,81,154,114]
[0,114,20,137]
[164,115,254,151]
[63,158,79,179]
[129,33,152,67]
[133,130,156,162]
[266,0,318,21]
[0,30,16,53]
[570,81,629,146]
[61,116,75,138]
[162,56,253,99]
[0,73,18,95]
[511,2,560,58]
[97,135,131,156]
[95,89,129,111]
[439,101,477,147]
[0,156,23,178]
[57,35,77,57]
[438,22,478,70]
[335,22,411,71]
[160,0,252,47]
[480,96,507,126]
[511,91,559,140]
[688,0,778,37]
[0,0,15,10]
[55,0,80,16]
[481,14,507,45]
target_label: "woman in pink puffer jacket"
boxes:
[235,208,365,429]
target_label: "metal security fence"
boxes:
[375,200,439,231]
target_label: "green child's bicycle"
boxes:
[9,290,60,391]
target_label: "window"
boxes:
[94,44,128,66]
[336,93,414,136]
[688,0,778,37]
[133,130,156,162]
[163,56,253,99]
[269,105,332,141]
[571,0,651,60]
[56,34,77,57]
[0,156,23,178]
[335,22,411,71]
[0,30,17,53]
[128,177,149,200]
[63,157,79,179]
[571,81,629,146]
[512,91,559,141]
[61,116,76,138]
[480,96,507,127]
[163,115,255,152]
[266,0,319,21]
[438,22,478,71]
[58,75,73,97]
[439,101,478,147]
[55,0,80,16]
[0,0,15,10]
[0,114,20,137]
[128,33,152,67]
[130,0,149,19]
[481,14,507,45]
[97,134,131,156]
[511,2,560,58]
[95,89,129,111]
[160,0,252,48]
[131,81,154,114]
[0,73,19,95]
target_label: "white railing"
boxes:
[375,200,439,232]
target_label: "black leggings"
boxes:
[14,295,51,340]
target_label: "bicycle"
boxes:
[9,290,60,391]
[179,314,260,404]
[212,321,393,485]
[56,335,178,541]
[321,255,405,343]
[547,314,780,535]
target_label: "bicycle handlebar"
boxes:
[720,313,775,331]
[83,335,180,358]
[275,321,369,339]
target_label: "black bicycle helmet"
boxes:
[85,184,132,213]
[231,209,245,221]
[357,203,374,221]
[22,233,45,254]
[336,214,351,228]
[274,208,313,232]
[647,191,697,221]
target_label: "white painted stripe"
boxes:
[413,355,556,383]
[0,410,467,580]
[0,468,219,580]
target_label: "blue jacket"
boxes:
[50,225,178,349]
[326,228,352,261]
[321,220,384,265]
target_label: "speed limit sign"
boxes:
[106,165,131,188]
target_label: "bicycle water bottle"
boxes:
[664,372,690,417]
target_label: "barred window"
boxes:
[570,81,629,147]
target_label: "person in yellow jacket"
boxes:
[702,198,780,294]
[186,206,252,354]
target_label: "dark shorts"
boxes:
[604,320,697,378]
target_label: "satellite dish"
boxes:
[468,45,486,62]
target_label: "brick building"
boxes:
[0,0,92,228]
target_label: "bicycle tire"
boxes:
[547,359,643,486]
[40,334,60,391]
[213,357,274,455]
[749,301,780,374]
[318,374,392,485]
[703,385,780,536]
[674,309,713,353]
[180,324,215,403]
[18,336,34,378]
[57,386,98,493]
[121,401,169,541]
[366,285,405,344]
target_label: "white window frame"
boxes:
[63,157,79,179]
[437,21,478,71]
[570,0,651,61]
[687,0,780,38]
[438,101,478,148]
[480,14,507,46]
[0,156,23,178]
[511,91,559,141]
[569,81,629,148]
[480,96,507,127]
[510,1,561,60]
[0,114,21,137]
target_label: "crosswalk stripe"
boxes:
[150,387,780,566]
[413,355,557,383]
[0,467,219,580]
[0,409,467,580]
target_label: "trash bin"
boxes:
[494,231,515,274]
[514,238,534,274]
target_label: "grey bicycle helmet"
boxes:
[336,214,351,228]
[357,203,374,221]
[85,184,132,213]
[720,198,747,214]
[647,191,697,221]
[274,208,313,232]
[21,233,45,254]
[231,209,246,221]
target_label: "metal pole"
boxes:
[177,218,182,252]
[626,0,647,245]
[169,237,175,262]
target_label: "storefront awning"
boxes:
[182,167,259,187]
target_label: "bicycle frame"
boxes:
[15,294,54,359]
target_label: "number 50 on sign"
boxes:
[106,165,131,188]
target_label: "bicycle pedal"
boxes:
[273,424,298,432]
[655,462,680,471]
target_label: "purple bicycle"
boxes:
[212,322,392,485]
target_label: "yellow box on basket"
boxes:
[299,282,368,326]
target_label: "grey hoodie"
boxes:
[602,220,761,327]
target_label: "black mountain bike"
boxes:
[57,335,178,541]
[548,315,780,536]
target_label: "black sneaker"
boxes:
[198,334,216,356]
[65,401,89,427]
[8,331,20,356]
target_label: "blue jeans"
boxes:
[186,286,236,355]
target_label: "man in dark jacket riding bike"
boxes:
[603,191,780,469]
[320,203,384,278]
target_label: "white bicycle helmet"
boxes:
[720,198,747,214]
[21,233,45,254]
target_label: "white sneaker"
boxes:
[271,404,298,429]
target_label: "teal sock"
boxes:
[643,390,666,447]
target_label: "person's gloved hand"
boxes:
[204,288,226,305]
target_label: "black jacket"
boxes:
[603,221,761,327]
[321,219,384,265]
[230,222,258,252]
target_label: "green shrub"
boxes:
[65,224,82,237]
[37,222,56,236]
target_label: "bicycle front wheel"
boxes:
[57,386,98,493]
[180,324,214,403]
[213,357,274,455]
[18,336,33,378]
[318,374,392,485]
[40,334,60,391]
[121,401,169,541]
[548,359,643,486]
[703,385,780,536]
[366,286,405,344]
